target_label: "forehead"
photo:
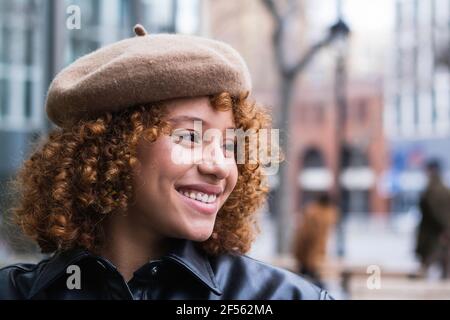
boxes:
[163,96,235,128]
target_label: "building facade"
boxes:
[384,0,450,213]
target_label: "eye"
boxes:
[223,140,236,158]
[173,130,201,146]
[223,141,235,152]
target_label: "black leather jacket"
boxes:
[0,239,332,300]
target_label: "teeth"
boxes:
[179,189,217,204]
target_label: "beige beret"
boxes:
[45,25,252,128]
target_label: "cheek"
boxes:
[231,165,239,186]
[153,140,194,185]
[137,137,180,177]
[136,138,193,198]
[224,164,239,198]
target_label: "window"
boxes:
[0,0,46,130]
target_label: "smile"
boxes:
[177,188,217,204]
[175,186,221,215]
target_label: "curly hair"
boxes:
[11,92,276,256]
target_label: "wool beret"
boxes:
[45,25,252,128]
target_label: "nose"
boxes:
[197,137,230,180]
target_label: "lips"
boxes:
[175,190,219,215]
[176,183,223,195]
[175,183,223,215]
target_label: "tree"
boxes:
[261,0,349,253]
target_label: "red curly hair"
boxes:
[11,92,276,255]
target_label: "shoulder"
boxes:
[0,259,50,300]
[209,253,333,300]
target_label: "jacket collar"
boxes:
[28,239,222,299]
[27,248,91,299]
[163,238,222,295]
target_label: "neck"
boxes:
[99,213,170,282]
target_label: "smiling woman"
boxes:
[0,25,332,300]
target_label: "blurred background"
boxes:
[0,0,449,299]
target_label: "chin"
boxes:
[183,227,214,242]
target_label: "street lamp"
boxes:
[331,16,351,257]
[329,19,351,44]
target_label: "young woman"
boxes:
[0,25,332,300]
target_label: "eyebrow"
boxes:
[167,115,236,130]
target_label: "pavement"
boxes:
[250,210,450,299]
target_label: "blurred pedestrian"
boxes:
[293,193,339,288]
[416,159,450,278]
